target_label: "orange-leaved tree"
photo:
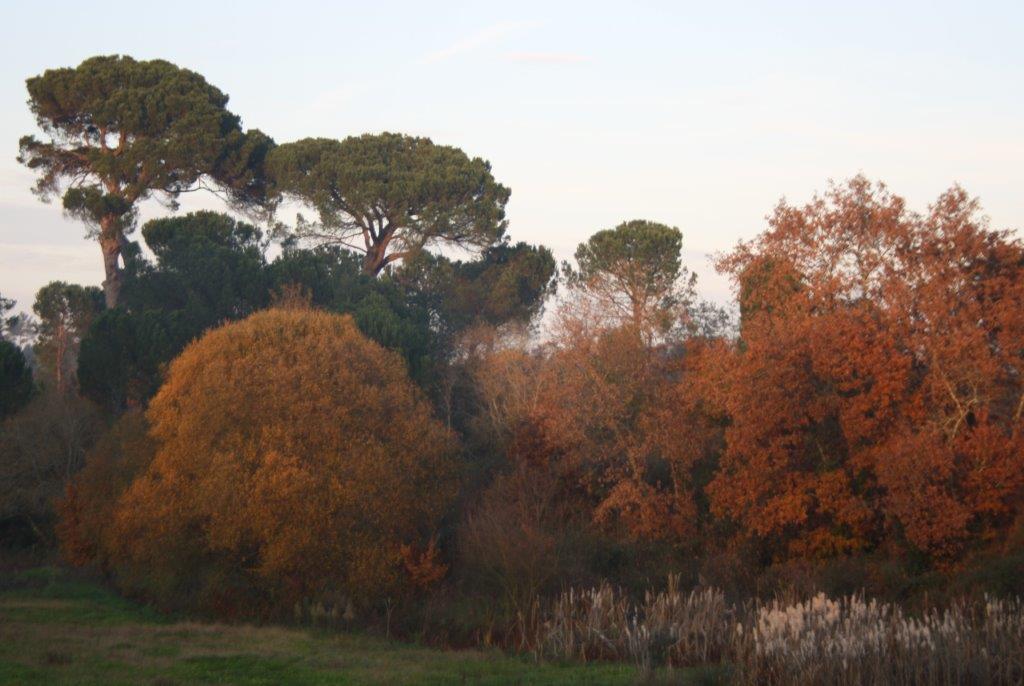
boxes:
[512,220,708,545]
[103,308,458,616]
[707,177,1024,561]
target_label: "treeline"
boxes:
[2,56,1023,636]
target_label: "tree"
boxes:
[77,216,450,411]
[0,293,16,338]
[0,293,37,349]
[707,177,1024,561]
[78,212,269,410]
[32,282,103,394]
[19,55,273,308]
[531,324,696,543]
[122,211,271,337]
[268,245,436,384]
[399,241,557,340]
[0,295,33,418]
[78,308,171,412]
[56,412,154,569]
[0,391,100,547]
[0,341,33,420]
[268,133,510,275]
[100,309,458,615]
[562,220,694,340]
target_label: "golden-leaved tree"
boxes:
[84,308,457,616]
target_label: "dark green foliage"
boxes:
[79,212,269,410]
[0,295,33,418]
[269,246,436,384]
[268,133,510,275]
[127,211,271,323]
[79,213,452,409]
[78,309,171,411]
[563,220,694,336]
[0,341,33,419]
[19,55,273,307]
[400,242,557,341]
[0,294,17,338]
[31,282,103,393]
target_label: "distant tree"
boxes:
[0,294,37,349]
[268,133,510,275]
[102,309,457,615]
[0,293,16,339]
[0,341,33,420]
[0,295,34,418]
[399,241,557,342]
[18,55,273,308]
[79,212,269,409]
[563,220,694,340]
[32,282,103,394]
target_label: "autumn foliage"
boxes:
[702,178,1024,561]
[457,179,1024,581]
[60,308,457,615]
[45,176,1024,630]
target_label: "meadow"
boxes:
[0,568,701,686]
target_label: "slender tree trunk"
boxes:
[55,322,68,395]
[98,216,123,308]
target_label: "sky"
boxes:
[1,1,1022,311]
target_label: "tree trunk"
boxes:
[98,218,123,308]
[362,243,387,276]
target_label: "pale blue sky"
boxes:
[1,1,1022,310]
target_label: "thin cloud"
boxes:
[505,51,588,64]
[423,22,534,63]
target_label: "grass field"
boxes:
[0,567,714,685]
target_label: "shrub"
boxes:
[98,308,458,617]
[458,463,566,617]
[56,412,154,568]
[0,391,100,548]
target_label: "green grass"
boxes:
[0,567,712,685]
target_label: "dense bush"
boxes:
[0,391,100,548]
[56,412,155,569]
[65,308,459,618]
